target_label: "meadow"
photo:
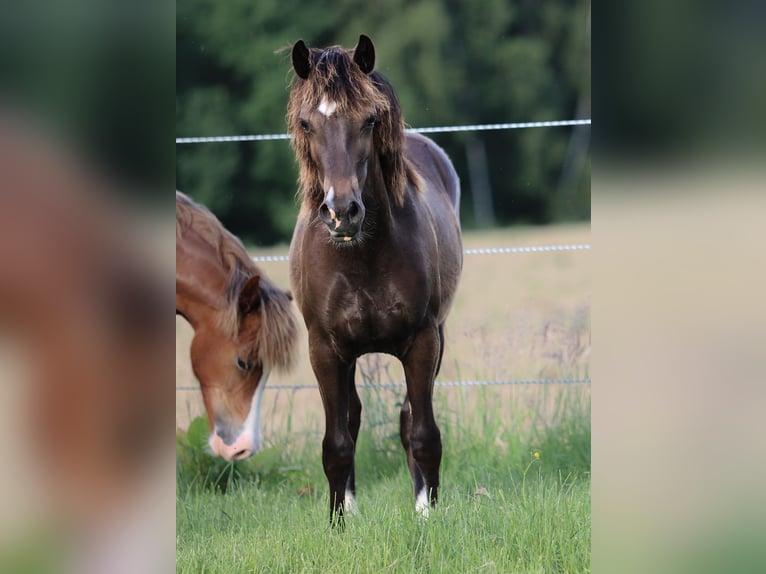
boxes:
[176,224,591,573]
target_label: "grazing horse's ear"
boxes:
[353,34,375,74]
[292,40,312,79]
[238,275,261,316]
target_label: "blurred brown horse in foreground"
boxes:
[176,191,297,460]
[0,114,174,572]
[287,35,462,523]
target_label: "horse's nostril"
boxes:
[348,202,360,219]
[319,203,330,220]
[233,448,250,460]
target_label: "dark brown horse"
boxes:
[287,35,462,522]
[176,191,297,460]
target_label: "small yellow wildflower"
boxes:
[533,450,541,460]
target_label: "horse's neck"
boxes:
[175,234,228,330]
[364,161,396,232]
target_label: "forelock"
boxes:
[289,47,390,116]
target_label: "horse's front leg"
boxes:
[308,329,355,525]
[345,364,361,514]
[401,322,442,516]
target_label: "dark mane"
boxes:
[286,46,411,206]
[176,191,296,371]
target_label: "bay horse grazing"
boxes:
[176,191,298,461]
[287,35,462,522]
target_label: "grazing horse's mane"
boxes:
[176,192,296,371]
[286,44,415,206]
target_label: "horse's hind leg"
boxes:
[435,323,446,376]
[399,320,443,491]
[401,323,443,516]
[400,396,426,498]
[344,364,361,514]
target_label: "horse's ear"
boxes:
[238,275,261,316]
[292,40,311,79]
[353,34,375,74]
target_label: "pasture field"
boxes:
[176,224,591,432]
[177,388,590,573]
[176,224,590,573]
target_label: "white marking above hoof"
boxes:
[344,490,359,516]
[415,488,430,518]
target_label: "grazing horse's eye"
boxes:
[235,356,253,372]
[299,119,311,134]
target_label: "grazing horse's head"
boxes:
[189,274,269,461]
[287,34,407,244]
[177,191,298,461]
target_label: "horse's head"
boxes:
[289,35,406,244]
[190,275,267,461]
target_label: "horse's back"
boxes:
[403,133,462,323]
[405,132,460,215]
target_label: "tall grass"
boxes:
[177,363,590,573]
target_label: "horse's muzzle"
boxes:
[319,197,365,241]
[209,427,259,461]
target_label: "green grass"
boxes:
[177,386,590,573]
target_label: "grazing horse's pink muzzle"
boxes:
[209,429,260,461]
[207,370,267,461]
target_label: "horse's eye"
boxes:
[363,115,377,131]
[235,356,252,372]
[299,119,311,134]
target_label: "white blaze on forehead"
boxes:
[317,96,337,117]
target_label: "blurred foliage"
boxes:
[1,3,175,194]
[177,0,590,245]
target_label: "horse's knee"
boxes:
[322,432,354,473]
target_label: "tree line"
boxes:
[177,0,590,245]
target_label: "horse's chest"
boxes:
[325,286,419,351]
